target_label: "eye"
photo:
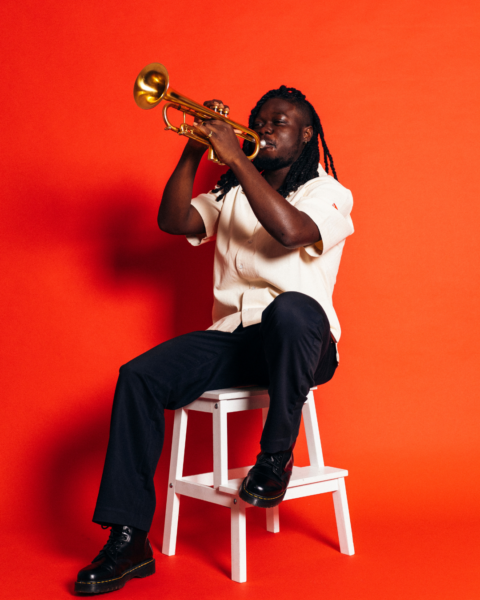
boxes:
[274,120,286,125]
[253,122,263,129]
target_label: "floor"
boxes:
[4,493,479,600]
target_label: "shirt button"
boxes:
[239,264,244,269]
[251,286,256,290]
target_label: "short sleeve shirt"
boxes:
[186,164,354,342]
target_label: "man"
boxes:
[74,85,354,594]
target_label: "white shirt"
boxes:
[187,164,354,343]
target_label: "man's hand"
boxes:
[193,100,246,167]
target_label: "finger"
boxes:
[194,117,218,130]
[193,117,220,132]
[196,120,231,137]
[195,122,214,140]
[194,116,211,126]
[196,119,223,133]
[203,99,224,109]
[203,99,230,116]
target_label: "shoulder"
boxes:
[293,167,353,216]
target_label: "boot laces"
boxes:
[95,526,128,561]
[257,451,285,475]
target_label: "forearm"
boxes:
[158,144,207,235]
[229,156,321,248]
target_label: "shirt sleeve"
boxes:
[185,191,223,247]
[295,178,354,257]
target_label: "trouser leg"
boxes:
[259,292,337,453]
[93,327,263,532]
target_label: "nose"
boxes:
[258,121,273,136]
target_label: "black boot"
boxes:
[239,446,294,508]
[75,525,155,595]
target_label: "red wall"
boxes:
[1,1,479,598]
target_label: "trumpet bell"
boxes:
[134,63,170,110]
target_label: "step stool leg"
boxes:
[266,506,280,533]
[261,407,281,533]
[332,477,355,555]
[162,407,188,556]
[302,391,324,468]
[231,501,247,583]
[213,401,228,488]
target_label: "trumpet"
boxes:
[133,63,263,165]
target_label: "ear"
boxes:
[303,125,313,144]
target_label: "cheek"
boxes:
[277,131,303,155]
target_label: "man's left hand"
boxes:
[195,119,245,167]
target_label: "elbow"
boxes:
[279,232,303,249]
[157,206,168,232]
[274,219,312,249]
[278,230,322,251]
[158,219,182,235]
[157,215,169,233]
[281,240,298,250]
[157,211,180,235]
[157,200,177,234]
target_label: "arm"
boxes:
[157,142,207,235]
[230,155,322,250]
[195,121,321,250]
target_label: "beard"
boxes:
[253,138,304,172]
[253,154,295,171]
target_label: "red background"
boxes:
[1,1,479,598]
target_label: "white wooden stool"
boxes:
[162,387,354,582]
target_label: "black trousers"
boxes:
[93,292,338,532]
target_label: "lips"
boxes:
[260,139,276,150]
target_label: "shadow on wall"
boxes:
[40,394,114,560]
[32,157,263,555]
[87,158,225,337]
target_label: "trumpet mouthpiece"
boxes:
[260,140,267,148]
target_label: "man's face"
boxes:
[252,98,313,171]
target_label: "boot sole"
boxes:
[74,558,155,595]
[239,481,286,508]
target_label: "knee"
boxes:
[266,292,301,316]
[118,353,171,394]
[261,292,330,344]
[263,292,320,325]
[118,356,145,382]
[117,359,165,407]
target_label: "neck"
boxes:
[263,164,292,191]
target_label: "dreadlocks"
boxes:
[212,85,337,202]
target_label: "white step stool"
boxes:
[162,387,354,582]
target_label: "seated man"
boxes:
[75,85,354,595]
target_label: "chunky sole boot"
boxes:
[75,558,155,595]
[239,447,294,508]
[239,479,287,508]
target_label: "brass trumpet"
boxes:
[133,63,262,165]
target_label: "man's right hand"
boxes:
[186,99,231,151]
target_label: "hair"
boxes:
[212,85,337,202]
